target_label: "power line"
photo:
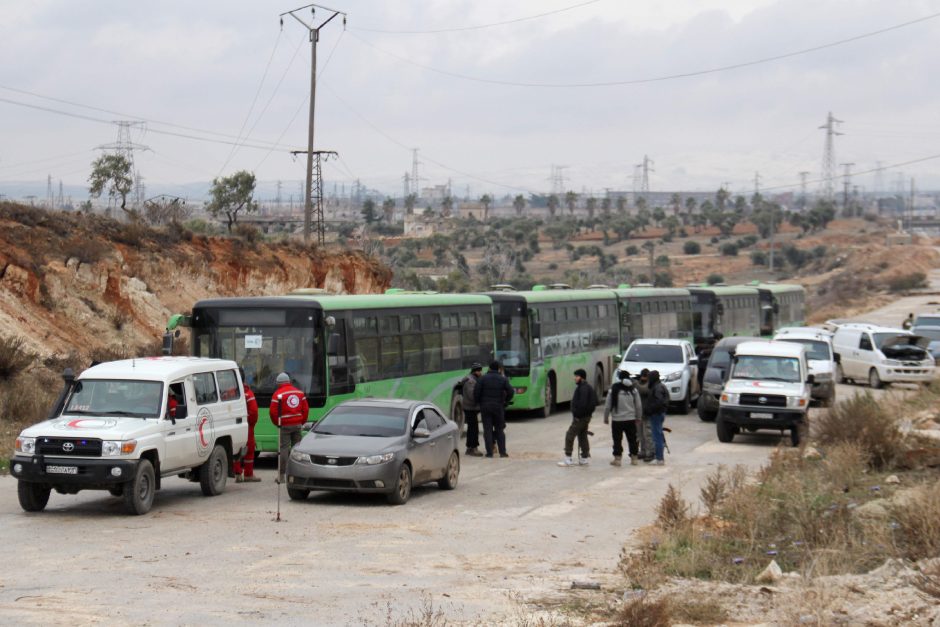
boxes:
[761,152,940,193]
[0,96,304,152]
[217,29,285,176]
[348,10,940,88]
[350,0,602,34]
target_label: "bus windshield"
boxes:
[192,307,324,397]
[494,301,529,369]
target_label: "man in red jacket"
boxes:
[269,372,308,483]
[233,368,260,483]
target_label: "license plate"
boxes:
[46,465,78,475]
[750,412,774,419]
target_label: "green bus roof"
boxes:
[488,288,617,304]
[613,287,691,298]
[283,292,493,310]
[748,282,805,294]
[690,286,760,296]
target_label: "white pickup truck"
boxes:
[11,357,248,515]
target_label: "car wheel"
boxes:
[387,463,412,505]
[790,424,803,447]
[697,400,716,422]
[123,459,155,515]
[17,481,51,512]
[438,452,459,490]
[450,393,466,437]
[199,444,228,497]
[716,413,735,443]
[287,487,310,501]
[541,376,555,418]
[835,363,845,384]
[108,485,124,497]
[869,368,884,390]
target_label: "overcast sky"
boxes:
[1,0,939,201]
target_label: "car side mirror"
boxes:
[806,374,816,384]
[413,427,430,439]
[689,357,699,365]
[833,353,841,364]
[615,354,622,362]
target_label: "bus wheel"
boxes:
[541,377,555,418]
[450,394,466,437]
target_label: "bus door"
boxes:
[529,308,543,364]
[327,317,355,397]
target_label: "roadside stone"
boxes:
[756,559,784,584]
[853,500,889,521]
[885,474,900,485]
[802,446,822,460]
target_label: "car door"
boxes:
[408,407,437,484]
[421,407,452,474]
[855,332,875,378]
[685,343,700,397]
[163,378,197,472]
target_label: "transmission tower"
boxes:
[840,163,855,212]
[46,174,54,208]
[96,120,150,211]
[549,165,567,196]
[798,171,810,209]
[276,180,283,210]
[873,161,885,197]
[403,172,410,198]
[291,149,337,245]
[818,112,843,201]
[753,171,762,199]
[637,155,654,194]
[411,148,424,200]
[57,180,64,209]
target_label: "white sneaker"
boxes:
[579,457,590,466]
[653,459,665,466]
[557,457,575,467]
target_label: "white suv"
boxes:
[830,323,934,388]
[773,327,837,406]
[616,339,700,413]
[11,357,249,515]
[717,340,812,446]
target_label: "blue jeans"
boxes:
[649,413,666,461]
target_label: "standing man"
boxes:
[558,369,598,467]
[233,367,260,483]
[269,372,309,483]
[473,361,514,458]
[461,363,484,457]
[635,369,655,462]
[903,313,915,330]
[603,369,643,466]
[647,370,670,466]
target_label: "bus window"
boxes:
[422,332,442,374]
[493,301,529,370]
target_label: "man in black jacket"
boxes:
[558,369,598,466]
[646,370,671,465]
[473,361,514,458]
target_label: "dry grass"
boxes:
[655,484,690,530]
[670,597,729,624]
[814,391,904,469]
[890,482,940,561]
[611,594,672,627]
[0,335,33,382]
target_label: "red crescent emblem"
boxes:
[198,417,209,448]
[67,419,86,428]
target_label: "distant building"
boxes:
[403,214,438,237]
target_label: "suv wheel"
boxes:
[123,459,155,515]
[697,401,716,422]
[199,444,228,496]
[17,481,51,512]
[868,368,884,390]
[716,413,735,443]
[790,423,804,447]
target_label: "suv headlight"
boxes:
[721,392,739,405]
[663,371,682,382]
[15,436,36,454]
[102,440,137,456]
[356,452,395,465]
[289,449,311,463]
[787,396,808,408]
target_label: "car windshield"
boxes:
[731,356,801,383]
[777,339,831,361]
[314,405,408,437]
[913,327,940,342]
[625,344,683,363]
[872,332,910,349]
[914,315,940,327]
[64,379,164,418]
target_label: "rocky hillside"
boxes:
[0,202,391,360]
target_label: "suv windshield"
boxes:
[314,405,408,437]
[913,327,940,342]
[777,338,831,361]
[731,356,801,383]
[65,379,164,418]
[625,344,683,363]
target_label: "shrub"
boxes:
[706,274,724,285]
[614,595,672,627]
[656,484,690,530]
[890,482,940,560]
[0,375,57,433]
[682,241,701,255]
[720,243,738,256]
[750,250,767,266]
[812,245,828,259]
[0,336,33,382]
[655,255,670,267]
[887,272,928,293]
[710,236,719,244]
[814,392,903,469]
[233,223,261,245]
[625,245,639,256]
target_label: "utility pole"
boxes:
[281,3,346,244]
[411,149,423,201]
[798,171,810,210]
[46,174,54,208]
[638,155,654,194]
[276,180,283,211]
[840,163,855,215]
[909,177,916,232]
[769,205,776,274]
[753,171,761,199]
[819,111,843,201]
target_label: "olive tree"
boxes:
[89,154,134,214]
[205,170,257,232]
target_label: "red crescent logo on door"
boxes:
[198,417,209,448]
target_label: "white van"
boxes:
[11,357,249,515]
[773,327,837,406]
[830,323,934,388]
[717,340,812,446]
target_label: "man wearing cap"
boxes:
[269,372,309,482]
[558,369,598,466]
[473,361,514,458]
[461,363,484,457]
[603,369,643,466]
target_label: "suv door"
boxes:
[685,342,700,396]
[163,378,197,471]
[215,368,244,438]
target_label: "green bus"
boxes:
[750,282,806,334]
[688,286,762,348]
[171,292,495,452]
[612,286,695,352]
[488,287,620,417]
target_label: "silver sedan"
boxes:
[286,398,460,505]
